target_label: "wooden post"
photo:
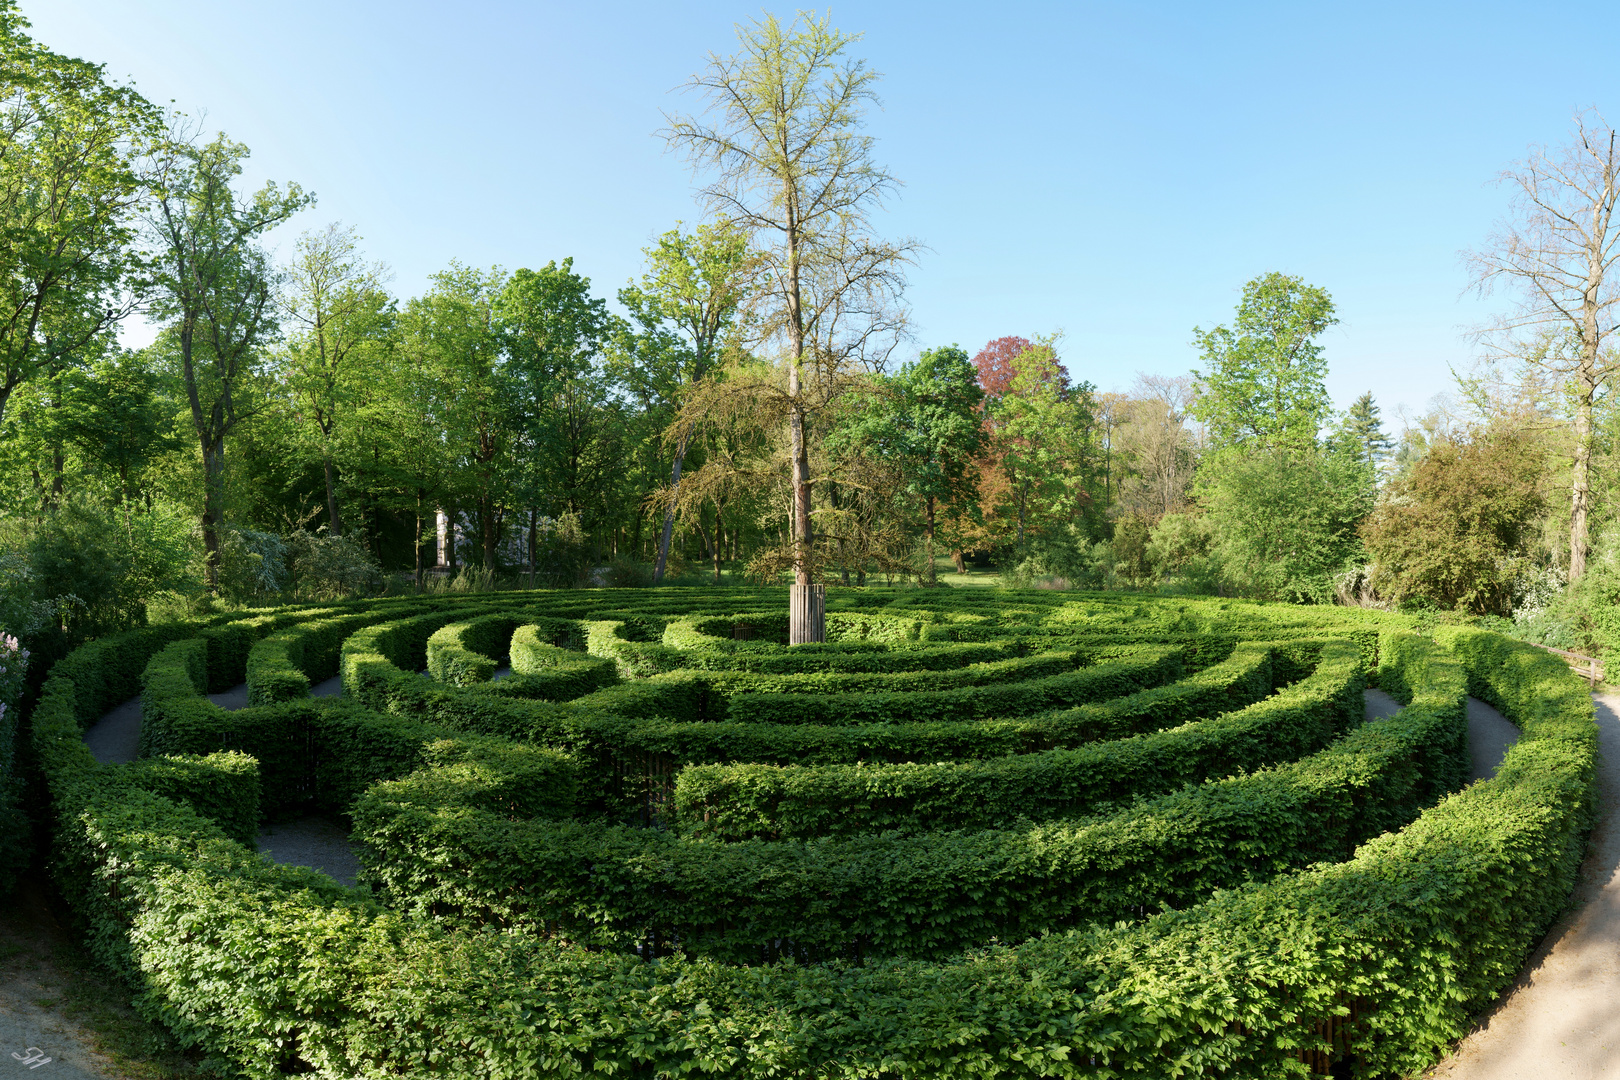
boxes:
[789,583,826,645]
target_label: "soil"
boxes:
[0,880,208,1079]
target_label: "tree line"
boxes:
[3,3,1620,666]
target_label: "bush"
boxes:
[285,530,384,600]
[218,526,289,601]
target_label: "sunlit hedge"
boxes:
[26,588,1595,1077]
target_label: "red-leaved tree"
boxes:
[972,336,1033,399]
[972,335,1071,402]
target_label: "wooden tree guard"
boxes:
[790,583,826,644]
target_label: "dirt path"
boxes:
[0,882,201,1078]
[1425,693,1620,1079]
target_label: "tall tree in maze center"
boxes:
[664,12,917,641]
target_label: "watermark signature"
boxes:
[10,1048,50,1069]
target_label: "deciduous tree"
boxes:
[830,344,984,583]
[1468,109,1620,581]
[665,12,916,639]
[1362,426,1545,613]
[280,222,392,537]
[144,124,310,590]
[0,4,155,429]
[1190,272,1336,455]
[616,224,754,583]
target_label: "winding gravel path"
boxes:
[81,678,360,886]
[1425,693,1620,1079]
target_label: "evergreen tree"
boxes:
[1336,391,1395,471]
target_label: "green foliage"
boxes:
[1190,271,1337,454]
[285,530,384,600]
[22,588,1599,1078]
[1332,390,1395,471]
[674,641,1379,839]
[1146,510,1223,593]
[1363,425,1546,614]
[1203,446,1373,603]
[830,344,986,578]
[25,497,194,641]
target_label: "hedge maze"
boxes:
[29,588,1599,1078]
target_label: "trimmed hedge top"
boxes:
[25,587,1596,1078]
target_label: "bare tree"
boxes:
[1468,109,1620,580]
[664,11,917,641]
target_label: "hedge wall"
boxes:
[21,589,1598,1078]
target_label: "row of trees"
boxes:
[6,0,1620,660]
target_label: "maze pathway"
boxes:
[80,698,139,765]
[82,684,361,884]
[1425,693,1620,1080]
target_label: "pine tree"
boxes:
[1339,391,1394,470]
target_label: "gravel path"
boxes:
[1424,693,1616,1079]
[81,699,140,765]
[206,682,249,710]
[81,680,361,886]
[1364,687,1402,721]
[1363,689,1521,784]
[256,817,360,886]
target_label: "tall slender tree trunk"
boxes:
[413,495,425,591]
[713,496,725,585]
[446,508,458,574]
[923,495,937,586]
[1572,216,1608,582]
[480,495,497,570]
[1572,361,1597,580]
[200,436,225,592]
[785,220,822,642]
[654,426,691,584]
[528,508,538,588]
[324,454,342,535]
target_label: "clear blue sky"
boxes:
[28,0,1620,424]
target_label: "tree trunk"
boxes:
[1572,362,1596,580]
[528,508,538,588]
[790,400,812,590]
[446,509,458,574]
[790,583,825,645]
[713,496,725,585]
[200,436,225,592]
[785,211,822,641]
[952,549,967,574]
[654,427,691,584]
[413,497,425,591]
[324,455,342,536]
[480,497,497,570]
[922,496,937,586]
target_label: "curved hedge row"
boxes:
[24,589,1596,1077]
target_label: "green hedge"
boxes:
[639,639,1014,675]
[354,638,1462,963]
[246,606,430,705]
[672,640,1374,839]
[26,590,1599,1078]
[719,644,1185,725]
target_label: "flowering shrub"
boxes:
[0,631,27,720]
